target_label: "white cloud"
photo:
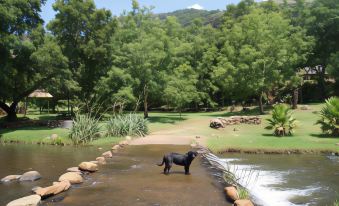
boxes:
[187,3,204,10]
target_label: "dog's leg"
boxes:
[184,165,190,175]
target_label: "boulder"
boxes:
[224,186,239,201]
[111,145,121,150]
[7,195,41,206]
[210,118,224,129]
[96,157,106,165]
[78,162,98,172]
[233,199,254,206]
[58,172,83,184]
[34,181,71,197]
[1,175,21,183]
[19,171,41,182]
[66,167,81,173]
[119,140,129,146]
[102,151,113,158]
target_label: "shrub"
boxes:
[265,104,297,136]
[107,113,148,137]
[238,187,249,199]
[316,97,339,136]
[69,114,100,145]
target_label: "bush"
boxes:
[69,114,100,145]
[107,113,148,137]
[265,104,297,136]
[316,97,339,137]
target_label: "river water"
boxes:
[0,144,338,206]
[221,153,339,206]
[0,144,227,206]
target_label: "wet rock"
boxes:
[119,140,129,147]
[1,175,21,183]
[96,157,106,165]
[112,145,121,150]
[7,195,41,206]
[224,186,239,201]
[58,172,83,184]
[102,151,113,158]
[66,167,81,173]
[233,199,254,206]
[78,162,98,172]
[34,181,71,197]
[19,171,41,182]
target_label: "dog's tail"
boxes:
[157,156,165,166]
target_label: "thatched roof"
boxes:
[28,89,53,98]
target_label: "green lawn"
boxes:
[1,104,338,152]
[206,104,339,153]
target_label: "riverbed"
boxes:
[0,144,228,206]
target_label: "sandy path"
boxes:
[130,118,209,146]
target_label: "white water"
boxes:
[221,158,322,206]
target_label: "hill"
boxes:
[157,9,224,27]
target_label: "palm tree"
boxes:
[316,97,339,137]
[265,104,297,136]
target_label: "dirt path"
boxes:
[130,118,209,146]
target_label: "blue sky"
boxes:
[41,0,245,24]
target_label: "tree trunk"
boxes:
[143,85,148,119]
[258,93,264,115]
[292,88,298,109]
[0,101,18,121]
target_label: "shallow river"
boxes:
[0,144,227,206]
[0,144,338,206]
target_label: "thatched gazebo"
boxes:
[28,89,53,114]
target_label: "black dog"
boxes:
[157,151,198,175]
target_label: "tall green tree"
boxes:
[218,7,313,114]
[164,64,199,118]
[0,0,68,121]
[47,0,116,104]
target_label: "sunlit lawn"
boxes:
[1,104,338,152]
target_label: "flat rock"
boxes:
[58,172,83,184]
[7,195,41,206]
[96,157,106,165]
[78,162,98,172]
[224,186,239,201]
[111,145,120,150]
[102,151,113,158]
[19,171,41,182]
[119,140,129,146]
[233,199,254,206]
[35,181,71,197]
[1,175,21,183]
[66,167,81,173]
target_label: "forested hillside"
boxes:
[158,9,223,27]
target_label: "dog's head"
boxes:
[187,151,198,159]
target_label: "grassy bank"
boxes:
[1,104,338,152]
